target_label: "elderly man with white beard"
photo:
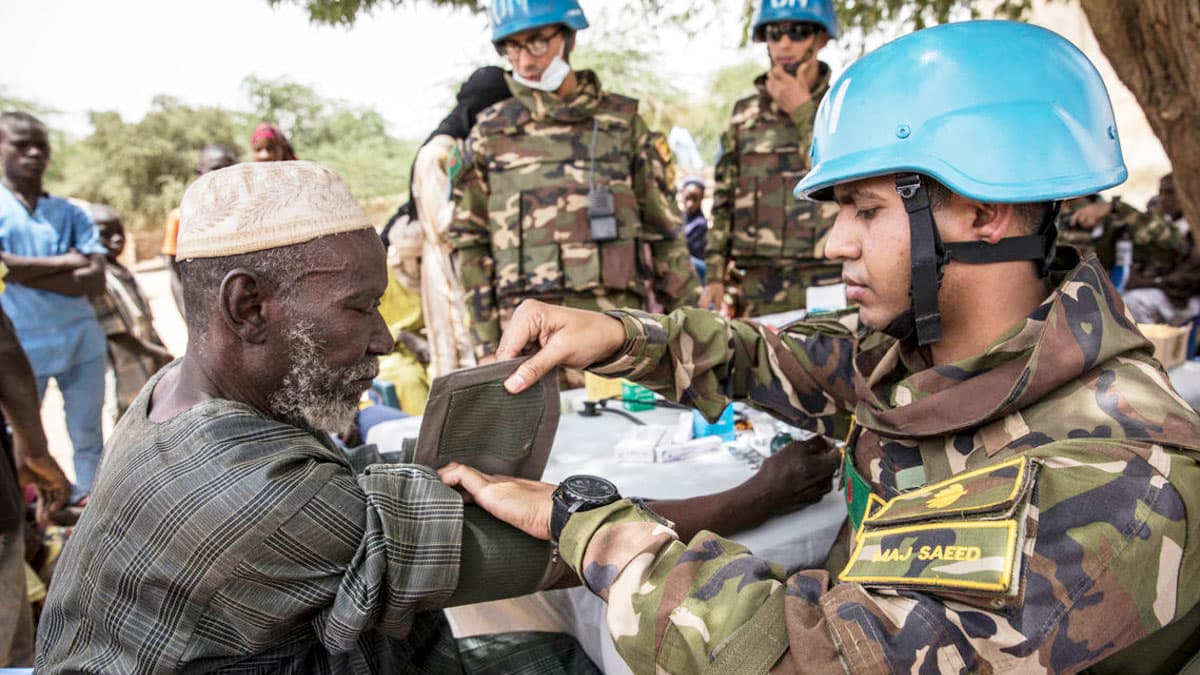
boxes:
[35,161,839,674]
[33,161,582,674]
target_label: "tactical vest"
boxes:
[478,95,653,302]
[729,96,826,263]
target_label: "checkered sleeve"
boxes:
[250,464,463,652]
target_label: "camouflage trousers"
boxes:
[500,289,648,389]
[734,261,842,317]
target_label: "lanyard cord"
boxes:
[589,118,599,192]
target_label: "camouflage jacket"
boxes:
[448,70,698,357]
[1056,197,1185,274]
[705,67,838,283]
[562,252,1200,673]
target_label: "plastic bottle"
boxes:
[1111,231,1133,292]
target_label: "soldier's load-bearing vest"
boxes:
[476,94,656,301]
[730,98,826,263]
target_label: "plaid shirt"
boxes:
[90,266,165,414]
[35,366,465,673]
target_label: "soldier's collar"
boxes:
[507,69,604,122]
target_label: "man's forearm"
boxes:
[0,251,85,281]
[13,269,93,296]
[647,482,772,542]
[0,324,49,453]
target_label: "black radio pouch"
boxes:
[588,187,618,242]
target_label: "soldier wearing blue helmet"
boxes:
[700,0,842,318]
[450,1,699,370]
[441,20,1200,674]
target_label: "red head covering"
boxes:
[251,123,298,161]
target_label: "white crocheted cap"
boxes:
[177,160,371,259]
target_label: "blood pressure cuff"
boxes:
[414,356,559,480]
[444,506,571,607]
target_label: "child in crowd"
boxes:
[88,205,172,420]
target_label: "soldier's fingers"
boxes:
[496,304,540,361]
[504,340,568,394]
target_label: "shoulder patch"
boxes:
[839,457,1037,597]
[653,134,673,165]
[868,456,1033,525]
[446,145,465,185]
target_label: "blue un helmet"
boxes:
[490,0,589,43]
[794,21,1126,345]
[753,0,839,41]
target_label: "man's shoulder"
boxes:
[598,91,639,118]
[43,194,92,223]
[109,398,344,474]
[474,98,530,136]
[730,91,765,126]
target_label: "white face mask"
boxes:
[512,54,571,93]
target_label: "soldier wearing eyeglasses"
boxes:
[698,0,842,318]
[448,0,699,370]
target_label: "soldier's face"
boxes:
[765,22,829,68]
[504,26,567,82]
[826,176,916,330]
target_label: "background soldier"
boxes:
[699,0,841,317]
[449,0,698,366]
[442,21,1200,674]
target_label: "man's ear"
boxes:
[970,201,1019,244]
[816,32,831,50]
[218,269,270,344]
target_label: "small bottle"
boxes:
[1111,232,1133,292]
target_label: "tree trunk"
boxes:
[1080,1,1200,240]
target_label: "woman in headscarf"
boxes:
[383,66,511,381]
[250,123,298,162]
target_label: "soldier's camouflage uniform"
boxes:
[558,250,1200,673]
[1056,197,1182,272]
[449,71,698,358]
[705,67,842,316]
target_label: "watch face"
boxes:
[565,475,617,501]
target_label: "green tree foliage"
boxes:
[27,78,416,248]
[46,97,245,235]
[242,76,418,202]
[268,0,1031,36]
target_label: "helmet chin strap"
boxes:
[884,174,1062,347]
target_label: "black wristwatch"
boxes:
[550,474,621,546]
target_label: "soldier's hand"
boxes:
[438,462,554,541]
[742,435,839,514]
[496,300,626,394]
[766,62,815,115]
[1069,200,1113,229]
[699,281,727,313]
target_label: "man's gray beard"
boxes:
[269,320,378,434]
